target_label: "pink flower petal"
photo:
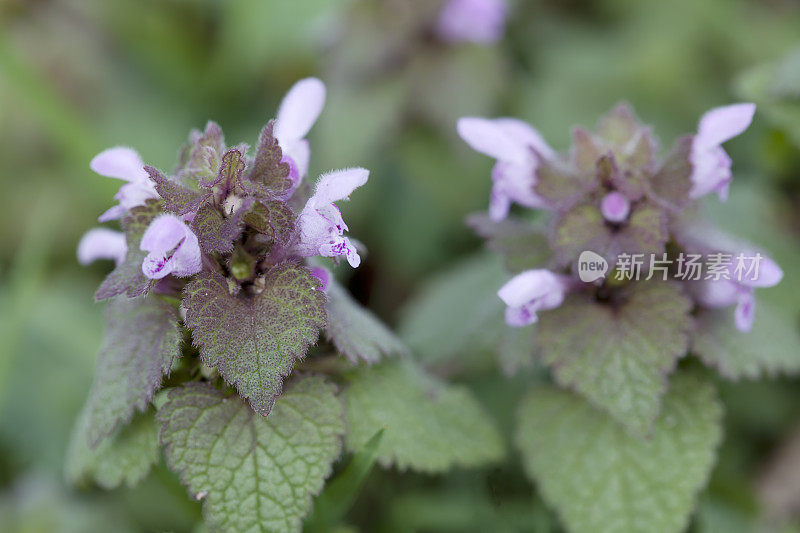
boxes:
[140,214,201,279]
[457,117,529,162]
[493,117,555,159]
[275,78,326,144]
[695,103,756,152]
[734,291,756,332]
[90,147,148,182]
[77,228,127,266]
[310,168,369,206]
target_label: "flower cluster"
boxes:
[78,78,368,295]
[460,103,782,332]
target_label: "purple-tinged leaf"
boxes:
[246,121,292,196]
[190,202,247,255]
[182,264,326,415]
[176,121,225,184]
[158,377,344,532]
[95,199,162,300]
[82,296,180,447]
[650,135,693,211]
[146,166,210,216]
[535,156,596,211]
[467,213,549,273]
[243,199,296,245]
[536,281,693,436]
[552,202,668,269]
[596,102,641,147]
[215,148,246,197]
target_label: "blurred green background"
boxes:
[1,0,800,531]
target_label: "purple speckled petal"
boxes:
[734,291,756,332]
[140,214,201,279]
[77,228,127,266]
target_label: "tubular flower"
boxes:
[140,214,202,279]
[295,168,369,268]
[91,147,159,222]
[457,117,555,220]
[498,270,568,327]
[274,78,326,193]
[689,103,756,201]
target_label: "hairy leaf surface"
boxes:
[516,372,722,533]
[66,410,159,490]
[83,296,180,446]
[325,281,408,364]
[552,202,668,268]
[398,254,508,369]
[344,359,504,472]
[243,199,296,245]
[467,214,550,273]
[693,301,800,379]
[191,203,246,255]
[95,200,162,300]
[537,281,692,435]
[158,377,345,533]
[650,136,693,210]
[182,265,326,415]
[247,121,292,196]
[146,166,210,216]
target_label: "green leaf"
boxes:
[552,202,668,268]
[535,153,595,210]
[182,264,326,415]
[82,295,180,446]
[466,214,550,273]
[324,280,409,364]
[158,376,345,533]
[190,203,245,255]
[516,371,723,533]
[650,136,693,210]
[692,301,800,380]
[243,198,296,245]
[398,253,508,368]
[146,166,210,216]
[177,121,226,184]
[537,281,692,435]
[305,430,384,531]
[247,120,292,196]
[95,199,162,300]
[65,410,159,490]
[344,358,504,472]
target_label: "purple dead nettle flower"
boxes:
[77,228,127,266]
[498,270,569,327]
[692,255,783,332]
[274,77,326,194]
[91,147,160,222]
[293,168,369,268]
[140,214,202,279]
[462,102,773,331]
[457,117,555,221]
[436,0,508,44]
[689,103,756,201]
[79,77,368,295]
